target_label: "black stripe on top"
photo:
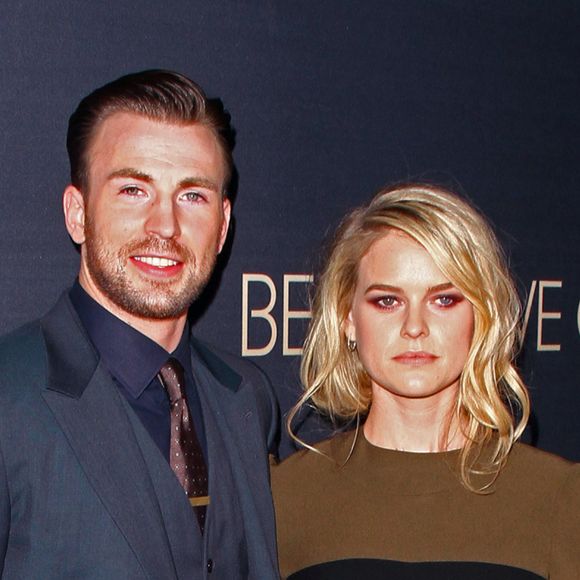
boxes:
[288,558,544,580]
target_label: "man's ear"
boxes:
[217,197,232,254]
[63,185,86,245]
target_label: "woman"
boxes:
[272,183,580,579]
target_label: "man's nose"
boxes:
[145,198,180,239]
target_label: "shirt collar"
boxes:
[69,281,191,398]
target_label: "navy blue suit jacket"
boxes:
[0,293,279,579]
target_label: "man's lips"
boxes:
[392,351,439,365]
[132,255,180,268]
[130,255,184,276]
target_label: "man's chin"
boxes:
[86,261,211,321]
[111,293,194,320]
[92,280,196,320]
[131,304,190,321]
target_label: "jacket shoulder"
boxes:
[0,320,47,405]
[0,320,46,371]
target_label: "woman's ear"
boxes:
[343,311,356,344]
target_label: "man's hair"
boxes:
[291,182,530,492]
[67,69,234,194]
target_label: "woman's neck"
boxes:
[363,386,465,453]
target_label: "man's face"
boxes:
[65,112,230,321]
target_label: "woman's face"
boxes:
[345,230,474,405]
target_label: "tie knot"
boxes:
[159,357,186,405]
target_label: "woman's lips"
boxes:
[392,351,439,365]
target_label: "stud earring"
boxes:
[347,338,357,352]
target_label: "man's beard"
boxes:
[84,223,216,320]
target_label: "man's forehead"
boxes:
[85,111,228,190]
[89,111,211,146]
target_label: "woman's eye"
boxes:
[376,296,399,309]
[434,294,461,307]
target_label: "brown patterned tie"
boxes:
[158,358,209,532]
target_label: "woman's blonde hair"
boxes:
[290,182,530,491]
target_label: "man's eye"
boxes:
[181,191,204,202]
[120,186,144,196]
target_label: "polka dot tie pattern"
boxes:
[158,358,209,532]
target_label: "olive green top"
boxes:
[272,431,580,579]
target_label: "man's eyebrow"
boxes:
[107,168,153,182]
[178,177,220,192]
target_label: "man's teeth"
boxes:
[134,256,178,268]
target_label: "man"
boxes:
[0,70,279,579]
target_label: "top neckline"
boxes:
[326,429,464,495]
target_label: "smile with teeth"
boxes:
[133,256,180,268]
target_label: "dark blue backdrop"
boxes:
[0,1,578,459]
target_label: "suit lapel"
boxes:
[190,340,278,577]
[40,294,177,580]
[121,394,203,578]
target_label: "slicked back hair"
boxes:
[66,69,234,195]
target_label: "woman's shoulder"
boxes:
[508,442,579,482]
[508,444,580,572]
[272,431,354,486]
[501,442,580,513]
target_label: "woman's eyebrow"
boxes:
[364,284,401,293]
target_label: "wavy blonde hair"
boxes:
[290,182,530,491]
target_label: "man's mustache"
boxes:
[121,237,193,262]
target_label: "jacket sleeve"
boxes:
[250,364,280,457]
[0,436,9,576]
